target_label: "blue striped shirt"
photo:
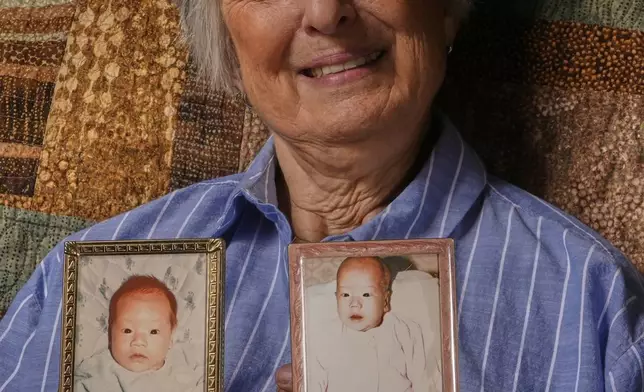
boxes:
[1,115,643,392]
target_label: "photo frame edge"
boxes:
[288,244,306,392]
[288,238,459,392]
[439,238,459,392]
[206,238,226,392]
[58,238,226,392]
[60,242,80,392]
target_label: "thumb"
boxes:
[276,363,293,391]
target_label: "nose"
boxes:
[302,0,356,35]
[131,332,147,347]
[349,296,362,308]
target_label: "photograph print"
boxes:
[60,239,225,392]
[288,239,458,392]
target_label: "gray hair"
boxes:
[178,0,471,95]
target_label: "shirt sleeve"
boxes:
[606,340,644,391]
[0,244,64,390]
[599,249,644,391]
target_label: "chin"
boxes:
[344,319,368,331]
[125,363,146,372]
[310,103,418,145]
[117,359,149,373]
[262,90,398,144]
[303,113,393,146]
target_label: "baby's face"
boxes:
[336,266,389,332]
[110,293,174,373]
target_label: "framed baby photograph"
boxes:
[288,239,458,392]
[60,238,225,392]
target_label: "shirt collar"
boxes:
[222,112,487,241]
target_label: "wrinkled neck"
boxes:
[274,124,436,242]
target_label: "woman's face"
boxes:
[222,0,457,145]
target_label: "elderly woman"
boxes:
[0,0,643,391]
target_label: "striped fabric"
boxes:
[0,114,643,392]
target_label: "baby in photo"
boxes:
[74,275,202,392]
[308,256,439,392]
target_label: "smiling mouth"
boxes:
[301,51,385,78]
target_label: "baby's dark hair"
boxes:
[108,275,178,331]
[336,256,392,293]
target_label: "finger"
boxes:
[276,363,293,391]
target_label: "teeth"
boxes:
[310,52,381,78]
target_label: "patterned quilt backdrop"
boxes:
[0,0,642,317]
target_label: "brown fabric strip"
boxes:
[0,157,37,196]
[0,4,76,23]
[449,18,643,95]
[0,142,42,159]
[0,76,54,145]
[0,195,40,212]
[171,61,246,190]
[0,16,73,35]
[0,64,59,83]
[0,157,37,178]
[0,40,66,68]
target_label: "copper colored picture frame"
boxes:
[60,238,225,392]
[289,239,458,392]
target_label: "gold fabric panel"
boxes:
[33,0,187,220]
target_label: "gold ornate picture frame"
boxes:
[60,238,225,392]
[289,239,458,392]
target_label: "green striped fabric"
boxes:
[0,206,92,315]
